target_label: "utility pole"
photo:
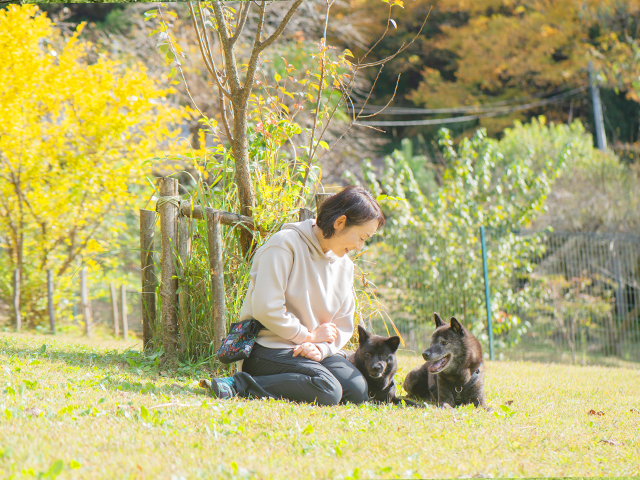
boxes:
[589,61,607,151]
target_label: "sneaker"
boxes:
[199,377,237,399]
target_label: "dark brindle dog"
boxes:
[403,313,487,409]
[343,325,417,406]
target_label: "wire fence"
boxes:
[366,229,640,367]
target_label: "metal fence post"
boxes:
[480,226,495,360]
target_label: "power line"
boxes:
[354,85,588,116]
[357,86,588,127]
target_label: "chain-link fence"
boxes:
[500,231,640,365]
[366,229,640,366]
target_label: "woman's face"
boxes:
[329,216,379,257]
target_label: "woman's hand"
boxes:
[306,323,338,343]
[292,342,322,362]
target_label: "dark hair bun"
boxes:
[315,185,385,239]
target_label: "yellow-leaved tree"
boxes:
[0,5,189,327]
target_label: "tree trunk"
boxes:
[13,269,21,332]
[110,281,119,338]
[80,267,91,338]
[121,285,128,341]
[47,270,55,334]
[232,101,254,255]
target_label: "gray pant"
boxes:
[234,343,368,406]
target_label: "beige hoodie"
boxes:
[238,219,355,360]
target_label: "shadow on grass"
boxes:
[0,335,219,385]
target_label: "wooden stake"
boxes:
[157,177,179,354]
[47,270,55,334]
[13,269,21,332]
[206,210,227,353]
[140,209,157,350]
[298,208,314,221]
[110,281,119,337]
[315,193,333,213]
[121,285,128,341]
[178,215,192,354]
[80,267,91,338]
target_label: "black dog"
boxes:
[403,313,487,409]
[344,325,417,406]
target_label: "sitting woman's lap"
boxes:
[234,343,368,405]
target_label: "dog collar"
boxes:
[453,367,481,404]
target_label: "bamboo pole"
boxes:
[206,210,227,353]
[47,270,55,334]
[121,285,128,341]
[110,281,119,337]
[157,177,179,354]
[13,269,21,332]
[180,202,254,229]
[178,215,192,353]
[80,267,91,338]
[140,209,157,350]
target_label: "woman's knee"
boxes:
[341,374,369,404]
[311,375,343,406]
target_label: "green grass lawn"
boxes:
[1,332,639,479]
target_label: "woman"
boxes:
[207,185,385,405]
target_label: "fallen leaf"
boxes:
[630,408,639,413]
[505,400,513,406]
[599,439,623,446]
[25,408,43,417]
[588,409,604,416]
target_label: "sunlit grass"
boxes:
[1,332,639,479]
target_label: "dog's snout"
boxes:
[371,363,383,372]
[422,350,433,361]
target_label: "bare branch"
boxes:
[257,0,303,52]
[218,83,234,143]
[357,71,400,118]
[230,0,251,47]
[358,7,431,68]
[317,70,401,162]
[299,0,332,197]
[242,1,267,99]
[189,2,230,98]
[192,2,232,98]
[156,3,209,120]
[211,0,242,92]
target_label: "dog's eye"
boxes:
[364,353,371,358]
[441,340,448,346]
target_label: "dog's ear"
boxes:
[450,317,464,335]
[434,313,445,329]
[357,324,370,345]
[385,336,401,353]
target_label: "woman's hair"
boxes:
[315,185,385,238]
